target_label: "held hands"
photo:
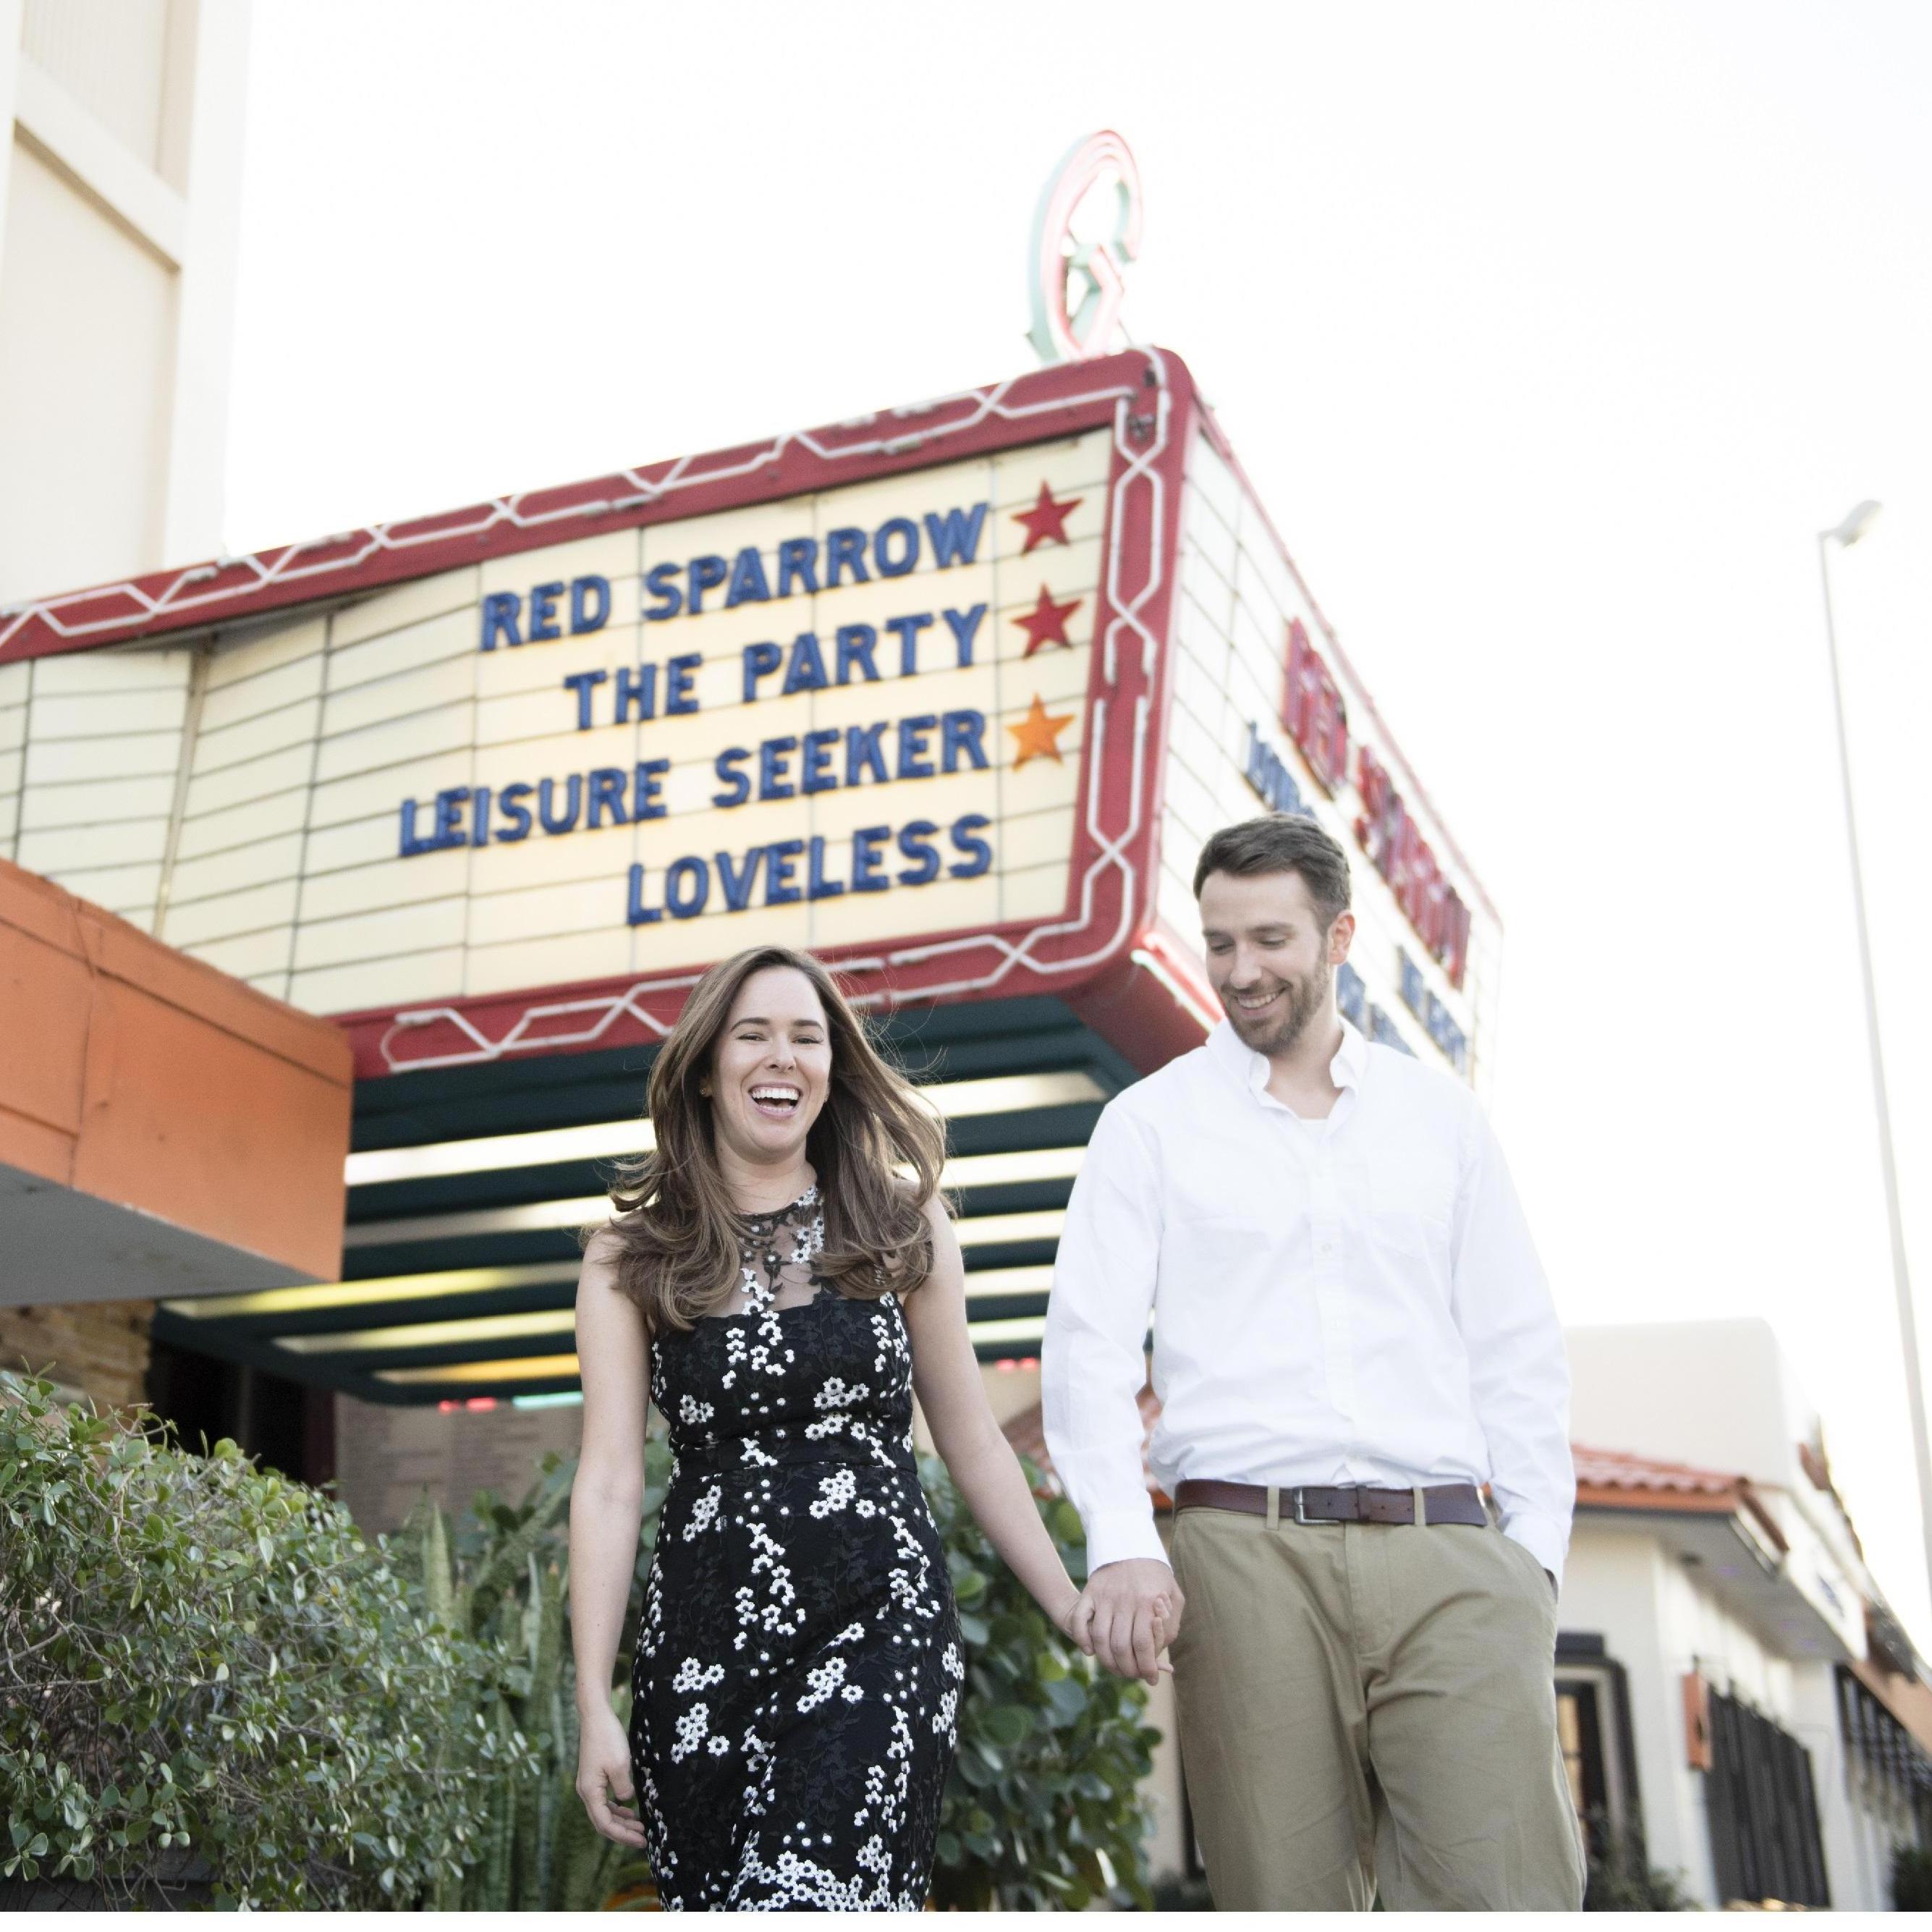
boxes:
[1059,1559,1183,1688]
[576,1701,649,1850]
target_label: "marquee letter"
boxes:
[627,862,661,924]
[570,575,611,634]
[940,710,988,773]
[634,757,669,821]
[942,603,987,667]
[897,821,941,886]
[687,554,729,614]
[845,722,889,787]
[479,592,522,651]
[896,715,936,780]
[776,536,819,598]
[399,798,434,856]
[948,813,993,878]
[564,669,607,730]
[643,562,683,621]
[923,503,988,567]
[851,825,891,892]
[873,517,919,577]
[824,527,870,588]
[713,747,752,808]
[759,737,797,801]
[432,787,470,848]
[781,631,828,695]
[801,727,839,795]
[615,663,656,722]
[725,546,772,607]
[529,582,564,642]
[835,624,880,684]
[538,774,582,834]
[742,641,784,702]
[664,855,710,918]
[885,613,932,677]
[807,835,846,900]
[496,782,535,841]
[716,847,766,912]
[765,839,804,905]
[587,767,629,829]
[666,653,701,714]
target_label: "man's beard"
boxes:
[1222,962,1329,1057]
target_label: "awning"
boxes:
[1,860,352,1308]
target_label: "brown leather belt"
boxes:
[1173,1479,1488,1528]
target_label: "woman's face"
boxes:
[708,966,834,1169]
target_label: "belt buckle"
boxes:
[1292,1488,1312,1526]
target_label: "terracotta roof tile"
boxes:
[1000,1400,1774,1537]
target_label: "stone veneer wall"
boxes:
[0,1297,153,1408]
[331,1392,588,1534]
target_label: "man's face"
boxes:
[1198,868,1353,1057]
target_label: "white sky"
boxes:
[224,1,1932,1645]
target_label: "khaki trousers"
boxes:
[1168,1501,1586,1912]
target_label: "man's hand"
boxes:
[1067,1558,1183,1687]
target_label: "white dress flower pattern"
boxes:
[629,1187,961,1910]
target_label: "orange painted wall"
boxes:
[0,859,353,1282]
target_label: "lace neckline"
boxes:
[729,1183,825,1316]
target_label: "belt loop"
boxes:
[1266,1485,1281,1533]
[1412,1485,1428,1529]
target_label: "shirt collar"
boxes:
[1207,1012,1370,1100]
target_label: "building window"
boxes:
[1837,1666,1932,1850]
[1555,1635,1639,1865]
[1704,1687,1829,1907]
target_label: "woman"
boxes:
[568,944,1096,1911]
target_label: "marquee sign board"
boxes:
[0,349,1498,1086]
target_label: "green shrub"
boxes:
[3,1369,1159,1912]
[1583,1815,1698,1910]
[0,1370,518,1910]
[920,1451,1161,1910]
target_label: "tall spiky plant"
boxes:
[399,1445,666,1912]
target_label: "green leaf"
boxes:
[978,1704,1033,1748]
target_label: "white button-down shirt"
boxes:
[1041,1016,1574,1580]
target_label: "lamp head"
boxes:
[1829,500,1884,548]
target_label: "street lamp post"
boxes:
[1816,499,1932,1614]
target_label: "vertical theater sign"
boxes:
[0,153,1498,1399]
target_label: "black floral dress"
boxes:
[630,1186,962,1910]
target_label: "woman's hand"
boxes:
[575,1701,648,1850]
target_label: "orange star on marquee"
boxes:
[1008,693,1075,771]
[1014,585,1081,657]
[1012,482,1082,554]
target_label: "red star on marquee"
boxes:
[1013,585,1081,657]
[1012,482,1082,554]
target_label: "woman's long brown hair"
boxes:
[590,945,946,1334]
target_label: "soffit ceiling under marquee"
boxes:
[150,995,1140,1402]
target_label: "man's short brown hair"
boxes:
[1192,814,1352,930]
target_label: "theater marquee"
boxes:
[1,349,1496,1085]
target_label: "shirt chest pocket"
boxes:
[1162,1213,1276,1288]
[1363,1161,1454,1266]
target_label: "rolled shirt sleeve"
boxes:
[1042,1103,1170,1573]
[1451,1103,1575,1583]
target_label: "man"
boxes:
[1043,814,1583,1911]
